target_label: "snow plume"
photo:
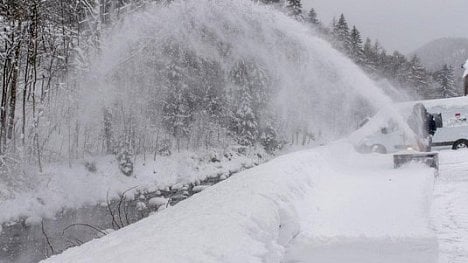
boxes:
[73,0,413,152]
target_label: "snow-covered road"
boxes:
[432,149,468,263]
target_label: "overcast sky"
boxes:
[302,0,467,54]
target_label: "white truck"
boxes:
[354,96,468,154]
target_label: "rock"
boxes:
[148,197,168,208]
[136,201,147,211]
[24,216,42,227]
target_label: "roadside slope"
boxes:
[43,143,437,263]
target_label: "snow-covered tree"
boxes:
[117,150,134,176]
[349,26,364,64]
[228,60,271,146]
[286,0,303,20]
[362,38,377,75]
[232,86,258,146]
[408,55,429,97]
[332,14,351,52]
[307,8,319,25]
[162,64,193,151]
[260,121,280,153]
[435,64,458,98]
[390,51,410,85]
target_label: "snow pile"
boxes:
[43,143,437,263]
[148,197,168,208]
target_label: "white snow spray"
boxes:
[79,0,415,146]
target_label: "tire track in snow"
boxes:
[432,150,468,263]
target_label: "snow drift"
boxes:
[43,143,437,263]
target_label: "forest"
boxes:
[0,0,460,177]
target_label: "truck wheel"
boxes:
[452,139,468,150]
[371,144,387,154]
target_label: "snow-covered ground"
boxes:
[42,142,438,263]
[0,147,266,225]
[284,152,437,263]
[432,149,468,263]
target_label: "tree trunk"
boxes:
[7,33,22,140]
[0,55,10,153]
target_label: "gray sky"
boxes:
[302,0,467,54]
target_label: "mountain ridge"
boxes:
[410,37,468,77]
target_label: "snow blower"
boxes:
[393,150,439,171]
[393,103,440,173]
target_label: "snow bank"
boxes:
[0,147,263,224]
[44,149,315,263]
[43,143,437,263]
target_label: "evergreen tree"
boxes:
[349,26,362,48]
[286,0,303,20]
[371,40,382,63]
[390,51,410,85]
[162,86,192,143]
[408,55,430,97]
[260,120,280,153]
[228,61,269,146]
[232,85,258,146]
[362,38,377,75]
[435,64,458,98]
[315,13,443,99]
[332,14,351,52]
[378,49,391,78]
[162,64,193,151]
[307,8,320,25]
[230,61,269,113]
[349,26,364,64]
